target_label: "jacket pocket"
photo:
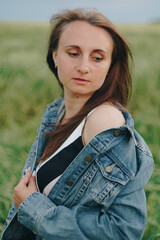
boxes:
[89,151,131,204]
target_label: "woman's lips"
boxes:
[72,78,90,83]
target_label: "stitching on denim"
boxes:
[35,205,57,234]
[70,163,98,207]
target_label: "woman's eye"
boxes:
[94,57,103,62]
[92,54,103,62]
[67,52,79,57]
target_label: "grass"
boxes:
[0,22,160,239]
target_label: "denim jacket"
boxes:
[1,97,154,240]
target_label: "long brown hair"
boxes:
[40,8,132,161]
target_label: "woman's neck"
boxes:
[63,93,90,119]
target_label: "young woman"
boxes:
[1,8,154,240]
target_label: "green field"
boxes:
[0,22,160,239]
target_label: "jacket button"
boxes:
[85,155,92,162]
[66,180,74,186]
[106,163,116,172]
[113,129,120,137]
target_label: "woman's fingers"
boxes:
[19,168,32,186]
[24,167,32,176]
[14,168,30,193]
[29,175,35,183]
[13,168,38,208]
[28,176,38,191]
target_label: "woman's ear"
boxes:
[52,51,57,68]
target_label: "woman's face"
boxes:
[53,20,113,100]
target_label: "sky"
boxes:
[0,0,160,24]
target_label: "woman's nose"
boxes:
[76,57,89,74]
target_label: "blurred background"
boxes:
[0,0,160,239]
[0,0,160,23]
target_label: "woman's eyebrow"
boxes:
[93,49,108,55]
[64,45,80,49]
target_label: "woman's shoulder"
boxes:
[83,103,125,145]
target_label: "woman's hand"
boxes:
[13,168,38,208]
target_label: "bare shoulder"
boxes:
[83,104,125,145]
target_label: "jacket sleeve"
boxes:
[17,187,147,240]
